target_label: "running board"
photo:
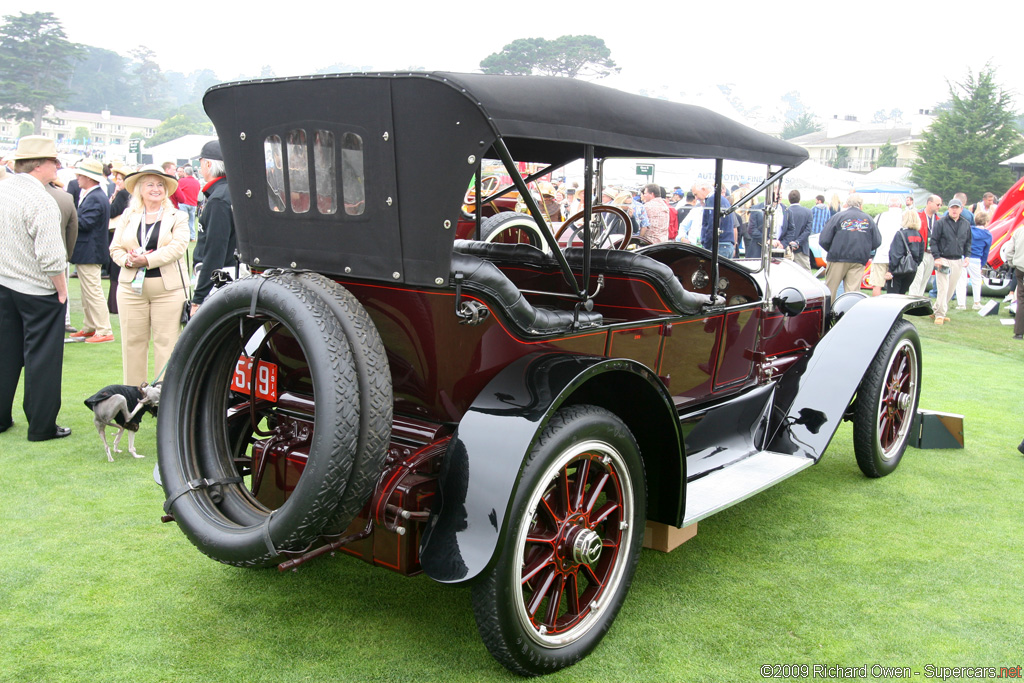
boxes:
[683,451,814,526]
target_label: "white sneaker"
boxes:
[1006,292,1015,302]
[956,305,967,310]
[973,302,982,310]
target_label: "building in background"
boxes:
[788,110,935,172]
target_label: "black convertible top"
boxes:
[431,72,807,167]
[204,72,806,287]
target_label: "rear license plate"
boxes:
[232,356,278,402]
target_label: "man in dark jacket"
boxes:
[192,140,236,314]
[68,159,114,343]
[930,197,972,324]
[819,193,881,299]
[778,189,812,270]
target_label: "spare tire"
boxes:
[157,273,392,567]
[292,272,392,532]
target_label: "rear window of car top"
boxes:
[263,129,364,217]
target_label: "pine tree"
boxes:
[0,12,82,133]
[910,67,1023,200]
[878,140,898,167]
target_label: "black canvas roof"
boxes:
[204,72,806,287]
[431,72,808,167]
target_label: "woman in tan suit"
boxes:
[110,166,190,385]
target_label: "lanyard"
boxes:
[139,209,162,249]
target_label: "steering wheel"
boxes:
[463,175,502,206]
[554,205,633,250]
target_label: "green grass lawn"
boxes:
[1,280,1022,682]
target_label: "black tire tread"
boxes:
[852,318,920,478]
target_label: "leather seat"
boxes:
[562,248,710,315]
[452,239,554,268]
[450,252,602,334]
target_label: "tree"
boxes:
[66,46,132,113]
[781,112,822,140]
[128,46,167,117]
[18,121,32,137]
[73,125,89,143]
[146,105,214,146]
[0,12,82,133]
[877,140,898,167]
[480,35,618,79]
[911,66,1024,199]
[833,145,850,169]
[872,108,905,124]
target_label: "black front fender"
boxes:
[419,352,680,584]
[768,294,931,458]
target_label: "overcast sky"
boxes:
[10,0,1021,123]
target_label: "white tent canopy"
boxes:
[143,134,217,166]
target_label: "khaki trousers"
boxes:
[77,263,112,336]
[116,278,186,385]
[934,260,964,319]
[909,252,935,297]
[824,262,865,299]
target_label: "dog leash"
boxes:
[153,359,170,384]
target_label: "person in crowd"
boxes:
[729,186,749,256]
[696,180,736,257]
[951,192,974,224]
[106,163,132,315]
[869,197,904,296]
[172,165,201,241]
[1001,218,1024,340]
[745,199,766,258]
[777,190,812,269]
[909,195,943,297]
[535,182,563,224]
[68,159,114,344]
[905,195,915,210]
[161,161,180,207]
[192,140,237,314]
[884,209,925,295]
[971,192,997,217]
[811,194,830,234]
[676,191,696,227]
[611,190,640,235]
[819,193,881,299]
[955,211,993,310]
[929,198,972,325]
[109,166,190,385]
[640,183,671,243]
[827,192,843,218]
[43,174,78,334]
[0,136,71,441]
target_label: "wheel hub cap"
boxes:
[571,527,603,566]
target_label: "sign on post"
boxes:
[636,163,655,179]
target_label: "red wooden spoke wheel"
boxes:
[853,319,921,477]
[472,405,646,676]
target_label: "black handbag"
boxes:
[890,231,917,275]
[178,249,193,326]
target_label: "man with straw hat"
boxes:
[68,158,114,344]
[0,136,72,441]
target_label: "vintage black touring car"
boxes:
[157,72,931,676]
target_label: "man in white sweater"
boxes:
[0,137,71,441]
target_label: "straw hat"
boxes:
[74,158,107,183]
[11,135,58,161]
[124,165,178,195]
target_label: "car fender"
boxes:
[768,294,931,459]
[419,352,682,584]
